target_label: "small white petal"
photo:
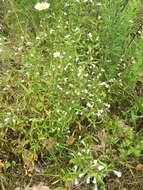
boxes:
[93,160,98,165]
[97,165,104,171]
[86,177,90,184]
[113,170,122,178]
[92,177,97,184]
[87,32,92,39]
[86,102,93,108]
[74,178,79,186]
[79,173,84,178]
[74,165,78,171]
[77,152,82,156]
[53,51,63,58]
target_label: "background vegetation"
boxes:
[0,0,143,189]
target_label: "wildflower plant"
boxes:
[1,0,143,189]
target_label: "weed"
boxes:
[1,0,143,190]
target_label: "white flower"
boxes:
[92,177,98,190]
[75,57,79,62]
[78,136,81,139]
[96,109,104,117]
[65,34,70,39]
[97,165,104,171]
[113,170,122,178]
[77,152,82,156]
[74,178,79,186]
[98,16,102,20]
[92,177,97,184]
[53,51,62,58]
[81,140,85,145]
[35,2,50,11]
[79,173,85,178]
[75,27,80,32]
[4,118,10,122]
[74,165,78,171]
[49,29,55,34]
[87,32,92,39]
[86,177,90,184]
[104,103,110,108]
[93,160,98,165]
[86,102,93,108]
[36,36,40,40]
[97,99,102,103]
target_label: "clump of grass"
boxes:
[1,0,143,190]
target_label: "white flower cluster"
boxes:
[35,2,50,11]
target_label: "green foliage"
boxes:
[0,0,143,189]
